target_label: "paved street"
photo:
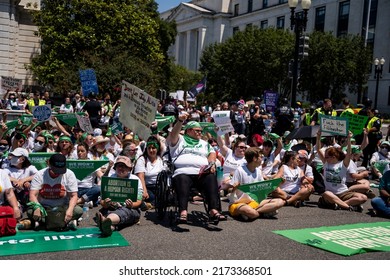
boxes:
[2,187,389,260]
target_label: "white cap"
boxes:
[93,128,102,137]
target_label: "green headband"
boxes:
[185,121,201,130]
[147,141,160,149]
[59,135,72,142]
[79,132,88,143]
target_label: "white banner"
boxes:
[0,76,23,95]
[211,110,234,136]
[120,81,159,140]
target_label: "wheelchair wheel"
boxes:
[155,170,171,220]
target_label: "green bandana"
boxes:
[183,134,200,148]
[65,104,72,109]
[147,141,160,149]
[79,132,88,143]
[59,135,72,143]
[184,121,201,130]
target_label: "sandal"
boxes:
[177,212,188,224]
[101,217,113,237]
[209,212,227,224]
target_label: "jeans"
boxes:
[371,197,390,217]
[78,186,101,205]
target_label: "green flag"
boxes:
[238,178,282,203]
[199,122,217,139]
[101,176,140,203]
[111,122,123,134]
[67,160,109,180]
[155,115,175,132]
[28,152,56,170]
[55,112,85,127]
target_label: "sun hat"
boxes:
[91,136,110,147]
[114,156,132,169]
[49,153,67,174]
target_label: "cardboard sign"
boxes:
[320,115,349,136]
[0,76,22,95]
[211,111,234,136]
[101,176,139,203]
[32,105,52,122]
[76,114,93,134]
[119,80,158,141]
[341,112,368,136]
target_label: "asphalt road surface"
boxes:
[2,187,389,260]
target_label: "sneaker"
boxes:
[366,189,376,199]
[67,220,78,231]
[87,201,94,209]
[260,210,278,219]
[101,217,113,237]
[17,219,32,230]
[145,202,155,210]
[348,205,364,212]
[334,203,340,210]
[240,214,249,221]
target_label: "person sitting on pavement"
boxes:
[166,112,226,224]
[228,147,284,221]
[371,168,390,218]
[27,153,83,230]
[0,168,22,221]
[369,140,390,181]
[316,130,367,211]
[260,138,283,180]
[96,156,143,237]
[271,151,314,207]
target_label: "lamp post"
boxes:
[373,57,385,109]
[288,0,311,107]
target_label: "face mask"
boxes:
[96,147,105,153]
[10,156,20,166]
[213,146,219,152]
[33,142,44,152]
[381,148,388,155]
[0,145,8,151]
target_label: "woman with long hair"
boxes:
[272,151,314,207]
[56,135,76,159]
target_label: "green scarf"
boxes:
[26,202,47,217]
[183,134,200,148]
[65,104,72,109]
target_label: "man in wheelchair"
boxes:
[166,112,226,224]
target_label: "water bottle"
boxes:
[83,202,89,219]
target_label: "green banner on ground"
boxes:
[28,152,56,170]
[342,112,368,136]
[155,115,176,132]
[0,227,129,257]
[238,178,282,203]
[274,222,390,256]
[101,176,138,203]
[67,160,109,180]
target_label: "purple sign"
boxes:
[263,91,279,112]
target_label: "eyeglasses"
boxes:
[237,146,247,150]
[191,129,203,133]
[125,149,138,152]
[34,140,45,145]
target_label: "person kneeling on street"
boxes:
[96,156,143,237]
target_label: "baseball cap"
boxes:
[93,128,102,137]
[10,147,29,158]
[114,156,132,169]
[298,150,308,159]
[49,154,67,174]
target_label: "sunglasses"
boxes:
[237,146,247,150]
[191,129,203,133]
[34,140,45,145]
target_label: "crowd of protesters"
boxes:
[1,88,390,238]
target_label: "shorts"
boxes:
[229,201,259,217]
[102,207,141,226]
[318,190,356,209]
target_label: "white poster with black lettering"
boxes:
[120,80,159,140]
[211,110,234,136]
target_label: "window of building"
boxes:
[246,23,253,29]
[234,4,239,16]
[277,16,285,29]
[233,26,239,34]
[362,0,378,49]
[263,0,268,9]
[261,20,268,29]
[388,86,390,106]
[248,0,253,13]
[337,1,350,37]
[279,0,287,4]
[315,6,326,32]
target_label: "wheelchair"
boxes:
[154,160,223,226]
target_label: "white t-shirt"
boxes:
[0,169,13,205]
[279,164,301,194]
[134,156,164,186]
[323,161,348,194]
[59,104,74,113]
[261,152,278,176]
[4,165,38,181]
[229,165,264,205]
[30,167,78,207]
[169,135,214,177]
[222,148,246,179]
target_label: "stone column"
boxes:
[196,27,207,70]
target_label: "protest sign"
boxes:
[0,76,22,95]
[211,111,234,136]
[341,112,368,136]
[111,122,124,135]
[66,160,109,180]
[120,80,158,140]
[76,114,93,134]
[264,91,279,112]
[101,176,139,203]
[238,178,282,203]
[320,115,349,136]
[28,153,56,170]
[79,69,98,96]
[32,105,52,122]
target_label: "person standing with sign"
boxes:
[228,147,284,221]
[96,156,143,237]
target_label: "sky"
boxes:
[156,0,187,12]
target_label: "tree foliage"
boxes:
[199,27,372,104]
[27,0,177,95]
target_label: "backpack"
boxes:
[0,206,17,237]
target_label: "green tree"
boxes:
[27,0,176,95]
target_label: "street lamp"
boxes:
[288,0,311,108]
[373,57,385,109]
